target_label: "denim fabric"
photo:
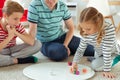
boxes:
[41,34,94,61]
[42,42,68,61]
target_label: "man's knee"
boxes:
[44,43,68,61]
[84,45,94,56]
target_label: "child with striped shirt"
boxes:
[70,7,120,78]
[0,0,41,67]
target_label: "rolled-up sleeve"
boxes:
[27,0,39,23]
[62,4,71,20]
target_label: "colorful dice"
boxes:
[82,68,87,73]
[75,70,80,75]
[68,62,72,66]
[74,69,80,75]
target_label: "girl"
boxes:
[0,0,41,66]
[70,7,119,78]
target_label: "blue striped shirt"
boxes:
[73,22,120,71]
[28,0,71,42]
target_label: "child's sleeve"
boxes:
[73,39,87,63]
[16,24,25,34]
[102,24,116,71]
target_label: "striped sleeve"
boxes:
[73,39,87,63]
[27,0,39,23]
[62,3,71,20]
[16,24,25,34]
[102,24,116,71]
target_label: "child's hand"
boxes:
[70,62,78,73]
[102,72,115,78]
[6,25,15,37]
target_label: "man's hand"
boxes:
[64,45,70,56]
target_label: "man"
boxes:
[28,0,94,61]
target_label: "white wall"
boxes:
[65,0,120,27]
[66,0,88,26]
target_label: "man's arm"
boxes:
[28,22,37,41]
[64,17,74,47]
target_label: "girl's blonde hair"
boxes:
[2,0,24,16]
[79,7,105,46]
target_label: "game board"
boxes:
[23,62,95,80]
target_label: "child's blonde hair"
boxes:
[2,0,24,16]
[78,7,105,46]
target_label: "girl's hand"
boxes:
[70,62,78,73]
[102,72,115,78]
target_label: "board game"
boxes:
[23,62,95,80]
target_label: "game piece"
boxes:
[74,70,76,74]
[73,69,80,75]
[76,70,80,75]
[68,62,72,66]
[82,68,87,73]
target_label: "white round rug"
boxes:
[23,62,95,80]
